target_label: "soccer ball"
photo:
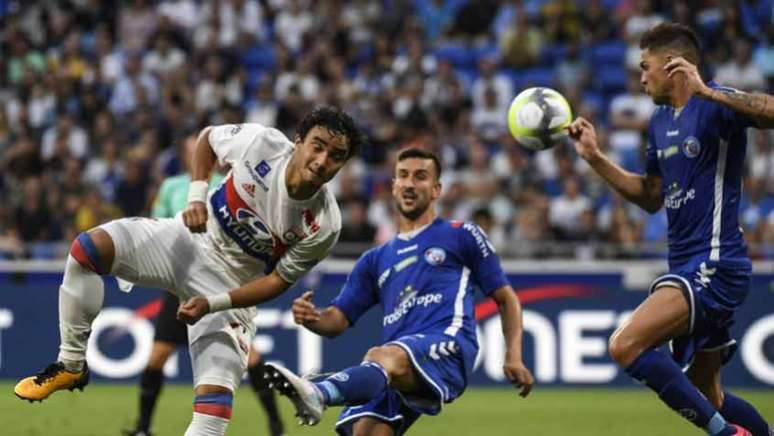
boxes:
[507,87,573,151]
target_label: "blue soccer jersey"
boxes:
[645,82,756,269]
[331,218,510,348]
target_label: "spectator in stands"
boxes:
[715,38,767,91]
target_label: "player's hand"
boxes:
[504,357,534,398]
[664,56,711,98]
[177,297,209,325]
[183,201,208,233]
[566,117,601,163]
[292,290,322,325]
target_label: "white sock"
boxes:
[184,412,230,436]
[57,255,105,371]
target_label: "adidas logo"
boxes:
[242,183,256,197]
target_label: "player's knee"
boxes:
[364,346,410,381]
[192,390,233,420]
[352,419,394,436]
[698,384,723,409]
[147,341,176,369]
[608,332,641,367]
[69,230,114,275]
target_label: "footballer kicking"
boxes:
[15,106,365,436]
[124,135,284,436]
[568,23,774,436]
[264,148,534,435]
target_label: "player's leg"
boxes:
[14,228,115,401]
[246,348,284,436]
[263,347,400,425]
[351,417,395,436]
[127,341,177,436]
[689,350,771,436]
[335,389,421,436]
[313,345,414,408]
[186,321,251,436]
[608,283,739,435]
[129,292,189,435]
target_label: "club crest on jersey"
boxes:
[682,136,701,158]
[256,160,272,177]
[424,247,446,266]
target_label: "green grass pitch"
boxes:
[2,383,772,435]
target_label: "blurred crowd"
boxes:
[0,0,771,260]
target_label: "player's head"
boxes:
[638,22,702,104]
[392,147,442,220]
[292,106,365,189]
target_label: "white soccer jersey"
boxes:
[204,123,342,285]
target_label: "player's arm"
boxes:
[182,126,218,233]
[291,291,350,338]
[491,285,534,398]
[568,118,663,213]
[665,57,774,129]
[177,269,293,324]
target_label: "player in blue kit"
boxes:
[567,23,774,436]
[264,147,534,434]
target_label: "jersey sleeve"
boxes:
[151,179,173,218]
[459,222,510,297]
[275,228,340,284]
[644,121,661,177]
[208,123,267,167]
[329,252,379,326]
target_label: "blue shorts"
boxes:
[335,333,475,435]
[649,260,751,370]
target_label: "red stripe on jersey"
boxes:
[224,176,254,214]
[193,403,233,419]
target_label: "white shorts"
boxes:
[100,216,257,391]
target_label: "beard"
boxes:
[396,198,429,220]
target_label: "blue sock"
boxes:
[314,362,388,406]
[625,349,734,435]
[721,392,770,436]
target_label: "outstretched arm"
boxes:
[291,291,350,338]
[491,285,534,397]
[177,270,292,324]
[665,57,774,128]
[567,118,663,213]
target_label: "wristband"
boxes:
[187,180,209,203]
[206,293,232,312]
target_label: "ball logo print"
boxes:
[507,87,572,151]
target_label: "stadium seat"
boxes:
[538,43,568,67]
[435,43,476,69]
[239,45,276,72]
[594,65,627,93]
[520,67,556,88]
[589,40,627,66]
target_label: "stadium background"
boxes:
[0,0,772,435]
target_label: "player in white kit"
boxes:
[14,106,366,436]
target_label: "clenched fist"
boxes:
[183,202,208,233]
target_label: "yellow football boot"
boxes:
[14,362,89,402]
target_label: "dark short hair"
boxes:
[296,106,366,159]
[396,147,442,180]
[640,22,702,64]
